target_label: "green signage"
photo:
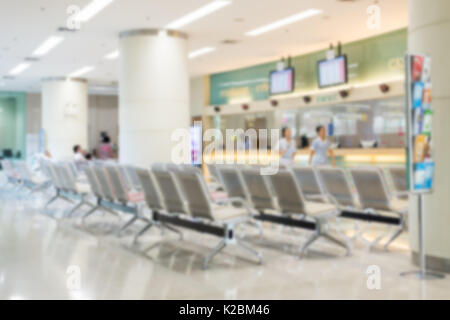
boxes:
[210,28,407,105]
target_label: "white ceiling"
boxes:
[0,0,408,94]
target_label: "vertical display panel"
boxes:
[405,54,434,193]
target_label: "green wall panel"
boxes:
[210,28,407,105]
[0,92,27,160]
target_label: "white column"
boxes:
[41,78,88,160]
[119,29,190,167]
[408,0,450,270]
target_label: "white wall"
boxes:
[26,92,118,153]
[88,95,118,153]
[190,76,206,118]
[26,76,202,157]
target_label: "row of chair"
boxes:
[37,160,264,269]
[0,159,51,194]
[1,158,409,269]
[209,164,408,250]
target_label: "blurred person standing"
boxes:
[98,135,114,160]
[276,127,297,167]
[309,125,336,166]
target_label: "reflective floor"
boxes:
[1,188,449,300]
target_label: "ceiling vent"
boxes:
[221,39,240,45]
[57,26,78,33]
[25,57,40,62]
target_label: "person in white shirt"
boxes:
[73,145,86,162]
[309,125,336,166]
[276,127,297,167]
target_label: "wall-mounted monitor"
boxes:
[269,68,295,95]
[317,55,348,88]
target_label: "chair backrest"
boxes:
[152,167,187,214]
[118,165,132,190]
[240,168,277,211]
[84,166,103,198]
[217,165,250,203]
[105,165,129,204]
[67,161,79,178]
[292,166,324,198]
[46,161,64,189]
[125,165,141,191]
[40,160,52,180]
[206,163,222,183]
[269,169,306,214]
[350,167,391,211]
[175,169,214,220]
[388,167,407,194]
[92,165,116,201]
[15,162,31,181]
[55,162,75,191]
[135,168,165,210]
[317,167,354,207]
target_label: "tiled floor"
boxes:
[0,188,449,300]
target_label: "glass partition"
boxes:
[214,96,405,150]
[298,96,406,148]
[0,92,26,160]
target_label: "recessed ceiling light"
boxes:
[32,36,64,56]
[76,0,115,23]
[245,8,322,36]
[166,0,232,29]
[69,66,95,77]
[9,62,31,75]
[104,50,119,60]
[189,47,216,59]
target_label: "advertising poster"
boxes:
[406,54,434,192]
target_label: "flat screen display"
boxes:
[270,68,294,95]
[317,55,348,88]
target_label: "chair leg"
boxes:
[322,232,352,256]
[116,214,138,237]
[204,239,226,270]
[82,205,100,225]
[102,206,120,218]
[66,201,84,218]
[133,221,154,244]
[383,224,404,250]
[162,223,183,240]
[236,239,264,264]
[246,220,263,237]
[143,240,164,253]
[44,194,59,209]
[299,232,320,259]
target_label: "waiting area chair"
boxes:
[349,167,408,250]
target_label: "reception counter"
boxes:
[204,148,406,167]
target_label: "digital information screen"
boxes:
[269,68,294,95]
[317,55,347,88]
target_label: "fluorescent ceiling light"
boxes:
[76,0,114,22]
[189,47,216,59]
[166,0,231,29]
[9,63,31,75]
[104,50,119,60]
[245,8,322,36]
[32,36,64,56]
[69,66,95,77]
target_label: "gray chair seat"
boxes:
[75,182,91,194]
[387,198,408,214]
[304,202,336,216]
[211,205,248,221]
